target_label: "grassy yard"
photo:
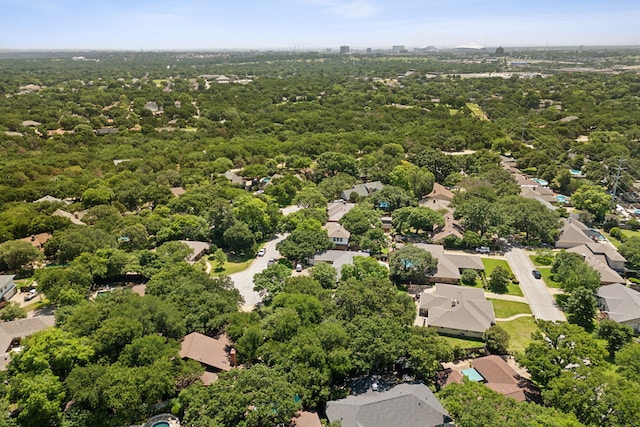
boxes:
[466,103,488,120]
[497,316,538,354]
[440,335,484,349]
[538,267,562,289]
[506,283,524,297]
[482,258,514,277]
[14,277,36,289]
[490,299,531,318]
[210,253,253,276]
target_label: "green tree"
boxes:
[224,222,257,256]
[0,301,27,321]
[359,227,388,254]
[389,163,435,199]
[0,240,43,271]
[253,263,291,303]
[369,185,413,211]
[597,319,634,358]
[483,325,510,354]
[571,185,611,221]
[315,152,358,177]
[488,265,510,293]
[81,187,114,209]
[180,365,301,427]
[551,251,601,292]
[276,225,333,262]
[619,236,640,270]
[310,262,338,289]
[389,245,438,284]
[616,343,640,382]
[340,256,389,281]
[392,206,445,235]
[564,287,597,332]
[213,248,227,271]
[460,269,478,286]
[292,186,327,208]
[517,321,606,388]
[8,371,65,427]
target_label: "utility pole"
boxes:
[611,158,626,206]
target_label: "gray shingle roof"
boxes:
[326,383,451,427]
[420,284,495,334]
[0,316,55,354]
[597,283,640,323]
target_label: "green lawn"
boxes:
[210,253,254,276]
[506,283,524,297]
[14,277,36,289]
[466,103,487,120]
[441,335,484,349]
[482,258,514,276]
[538,267,562,289]
[490,299,531,318]
[497,316,538,354]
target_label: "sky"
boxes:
[1,0,639,50]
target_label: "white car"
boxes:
[295,263,303,272]
[257,248,266,257]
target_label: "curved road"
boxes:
[229,233,286,309]
[505,248,565,322]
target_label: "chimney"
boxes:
[229,347,236,367]
[31,235,36,241]
[451,298,458,307]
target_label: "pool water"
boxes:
[153,422,170,427]
[556,195,568,203]
[534,178,548,186]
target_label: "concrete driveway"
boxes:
[505,248,565,322]
[229,233,287,309]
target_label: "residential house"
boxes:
[419,284,495,338]
[520,187,559,210]
[381,216,393,233]
[327,201,356,223]
[291,411,323,427]
[177,240,210,263]
[340,181,383,201]
[95,127,119,136]
[33,195,68,204]
[144,101,162,115]
[21,120,42,127]
[52,209,86,226]
[424,183,454,203]
[413,244,484,284]
[179,332,235,385]
[325,383,454,427]
[555,218,597,249]
[308,250,370,279]
[170,187,186,197]
[597,283,640,333]
[566,243,626,285]
[324,222,350,250]
[222,170,245,186]
[440,355,538,402]
[0,275,17,302]
[20,232,52,251]
[0,316,56,370]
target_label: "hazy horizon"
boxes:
[1,0,638,51]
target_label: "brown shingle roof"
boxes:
[180,332,231,372]
[424,183,454,201]
[471,355,538,402]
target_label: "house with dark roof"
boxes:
[177,240,210,263]
[20,232,52,251]
[326,383,453,427]
[33,195,68,204]
[0,275,17,303]
[597,283,640,333]
[419,284,495,338]
[180,332,235,385]
[340,181,383,201]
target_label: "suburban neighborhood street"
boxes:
[230,233,286,309]
[506,248,565,322]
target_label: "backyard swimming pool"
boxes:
[152,423,170,427]
[534,178,548,186]
[556,195,568,203]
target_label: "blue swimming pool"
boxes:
[556,195,568,203]
[152,422,170,427]
[570,169,582,175]
[462,368,484,382]
[534,178,548,186]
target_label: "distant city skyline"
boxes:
[1,0,638,50]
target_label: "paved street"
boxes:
[229,233,286,309]
[505,248,565,322]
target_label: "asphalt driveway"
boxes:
[229,233,287,308]
[505,248,565,322]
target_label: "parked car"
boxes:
[24,289,37,301]
[267,258,276,266]
[295,263,303,272]
[257,248,266,257]
[532,269,542,279]
[475,246,490,253]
